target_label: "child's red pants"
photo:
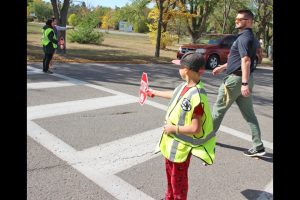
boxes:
[165,154,192,200]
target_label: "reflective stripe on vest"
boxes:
[169,140,180,161]
[178,87,206,126]
[41,28,57,48]
[172,130,216,146]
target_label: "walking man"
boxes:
[211,9,265,157]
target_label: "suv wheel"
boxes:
[206,55,219,69]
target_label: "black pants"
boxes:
[43,53,54,72]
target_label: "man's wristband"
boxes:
[241,82,248,86]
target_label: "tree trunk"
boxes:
[50,0,70,53]
[254,0,273,55]
[155,0,163,57]
[222,0,231,34]
[177,19,181,44]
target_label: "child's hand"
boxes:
[146,88,155,98]
[163,124,175,134]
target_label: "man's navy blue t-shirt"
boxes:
[226,28,258,75]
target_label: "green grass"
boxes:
[27,22,179,64]
[27,22,43,34]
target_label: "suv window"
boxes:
[195,35,225,45]
[221,35,237,48]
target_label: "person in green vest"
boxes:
[146,52,216,200]
[41,18,57,74]
[49,17,67,70]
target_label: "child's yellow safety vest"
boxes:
[158,81,216,165]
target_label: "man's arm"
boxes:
[241,56,251,97]
[212,63,227,76]
[241,56,251,83]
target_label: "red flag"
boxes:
[139,72,148,105]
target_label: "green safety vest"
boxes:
[41,28,57,48]
[158,81,216,165]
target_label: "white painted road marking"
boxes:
[28,95,136,120]
[78,127,162,174]
[220,125,273,150]
[27,81,79,89]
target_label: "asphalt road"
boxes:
[27,62,273,200]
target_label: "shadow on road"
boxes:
[241,189,273,200]
[27,63,272,108]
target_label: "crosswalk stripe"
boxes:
[28,120,79,163]
[27,81,79,89]
[71,166,155,200]
[78,127,162,174]
[27,95,137,120]
[220,125,273,150]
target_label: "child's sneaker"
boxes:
[243,148,266,157]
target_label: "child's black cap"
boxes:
[172,52,206,72]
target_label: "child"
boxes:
[146,52,216,200]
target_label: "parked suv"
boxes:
[177,34,263,69]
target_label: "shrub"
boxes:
[68,14,80,26]
[69,25,104,44]
[68,13,104,45]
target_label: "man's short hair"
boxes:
[238,9,254,20]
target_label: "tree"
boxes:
[221,0,233,33]
[148,6,178,50]
[27,0,34,7]
[68,13,79,26]
[253,0,273,54]
[68,2,89,18]
[50,0,70,53]
[130,0,150,32]
[50,0,70,27]
[206,0,249,34]
[148,0,180,52]
[114,0,151,33]
[155,0,163,57]
[28,0,53,22]
[92,6,114,28]
[179,0,219,43]
[101,15,110,29]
